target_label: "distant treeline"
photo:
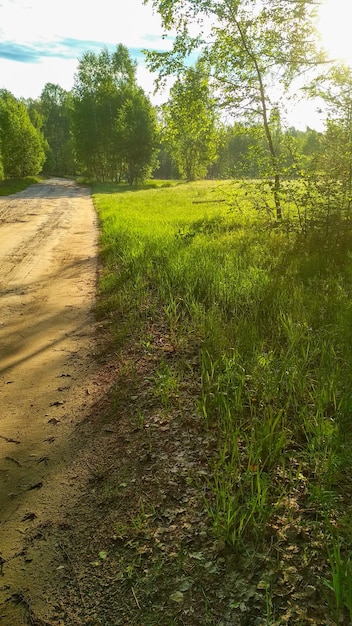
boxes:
[0,43,350,193]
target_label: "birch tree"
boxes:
[144,0,323,219]
[163,61,218,180]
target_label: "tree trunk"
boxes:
[235,15,282,220]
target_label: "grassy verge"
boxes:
[91,179,352,625]
[0,176,41,195]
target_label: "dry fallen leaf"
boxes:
[170,591,184,603]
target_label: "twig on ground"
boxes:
[132,586,141,610]
[59,542,86,609]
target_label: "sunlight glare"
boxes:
[318,0,352,66]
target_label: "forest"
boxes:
[1,38,351,229]
[0,47,326,190]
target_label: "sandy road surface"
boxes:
[0,178,98,621]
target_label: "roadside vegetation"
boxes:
[0,176,40,196]
[89,178,352,624]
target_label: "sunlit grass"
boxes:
[93,178,352,622]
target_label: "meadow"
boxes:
[92,179,352,624]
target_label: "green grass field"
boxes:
[92,179,352,623]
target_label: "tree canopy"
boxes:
[115,87,159,185]
[162,60,218,180]
[40,83,75,176]
[0,90,46,178]
[144,0,324,217]
[72,44,157,183]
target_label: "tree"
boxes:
[162,61,218,180]
[0,90,45,178]
[24,97,45,134]
[316,65,352,214]
[281,126,323,178]
[210,122,264,179]
[73,45,158,184]
[115,87,159,185]
[144,0,323,218]
[40,83,75,176]
[72,45,137,180]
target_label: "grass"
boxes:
[325,531,352,623]
[0,176,41,195]
[92,178,352,624]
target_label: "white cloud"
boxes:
[0,0,335,129]
[0,56,79,98]
[0,54,173,103]
[0,0,167,48]
[0,0,172,100]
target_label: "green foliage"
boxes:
[324,530,352,623]
[0,176,39,195]
[210,123,265,179]
[144,0,323,217]
[162,60,218,180]
[318,65,352,215]
[72,44,157,184]
[40,83,75,176]
[207,123,324,184]
[73,45,136,180]
[0,90,46,177]
[94,180,352,618]
[116,87,159,185]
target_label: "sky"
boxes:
[0,0,171,102]
[0,0,351,130]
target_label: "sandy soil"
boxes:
[0,178,98,624]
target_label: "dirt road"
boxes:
[0,178,98,623]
